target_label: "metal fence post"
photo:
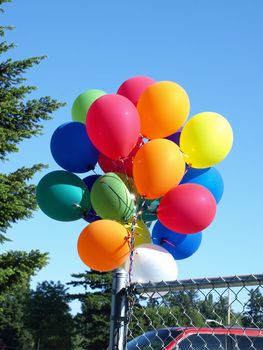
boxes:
[109,268,128,350]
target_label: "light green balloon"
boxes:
[90,172,134,221]
[71,89,106,124]
[36,171,90,221]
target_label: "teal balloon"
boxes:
[139,198,160,222]
[71,89,106,124]
[36,171,91,221]
[90,172,134,221]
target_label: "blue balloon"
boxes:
[50,122,99,173]
[82,174,101,223]
[180,167,224,203]
[152,221,202,260]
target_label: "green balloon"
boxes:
[36,171,90,221]
[90,172,134,221]
[71,89,106,124]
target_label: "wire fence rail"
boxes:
[109,273,263,350]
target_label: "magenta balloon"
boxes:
[157,184,216,234]
[117,76,155,106]
[86,94,141,160]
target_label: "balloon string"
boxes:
[119,157,140,223]
[128,198,146,284]
[118,155,141,212]
[119,157,135,198]
[91,168,99,175]
[161,239,176,248]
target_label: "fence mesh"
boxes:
[126,274,263,350]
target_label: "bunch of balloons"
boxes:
[36,76,233,283]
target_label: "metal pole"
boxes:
[109,268,128,350]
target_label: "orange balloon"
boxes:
[133,139,185,199]
[137,81,190,139]
[77,220,131,272]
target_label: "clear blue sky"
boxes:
[1,0,263,307]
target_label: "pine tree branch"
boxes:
[0,25,14,36]
[0,164,47,234]
[0,0,65,240]
[0,97,65,160]
[0,56,47,87]
[0,41,15,54]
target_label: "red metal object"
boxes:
[165,327,263,350]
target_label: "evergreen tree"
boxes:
[0,1,64,348]
[242,288,263,328]
[0,251,48,350]
[212,295,230,325]
[25,281,75,350]
[0,250,48,299]
[0,0,65,242]
[68,270,113,350]
[198,293,215,323]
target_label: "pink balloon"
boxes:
[98,136,144,177]
[117,76,155,106]
[86,94,141,160]
[158,183,216,234]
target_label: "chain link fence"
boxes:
[117,274,263,350]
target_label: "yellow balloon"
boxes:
[124,219,151,247]
[133,139,185,199]
[180,112,233,168]
[137,81,190,139]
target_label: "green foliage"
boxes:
[0,165,47,239]
[0,2,66,348]
[0,250,48,300]
[68,270,112,350]
[0,250,48,349]
[129,291,204,339]
[0,286,34,350]
[25,281,75,350]
[0,1,65,241]
[242,288,263,328]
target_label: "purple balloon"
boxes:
[82,174,101,222]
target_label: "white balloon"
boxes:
[124,244,178,284]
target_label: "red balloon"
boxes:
[157,184,216,234]
[98,136,144,177]
[86,94,140,160]
[117,76,155,106]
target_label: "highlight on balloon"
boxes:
[36,75,233,283]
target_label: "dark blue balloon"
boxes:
[166,130,181,145]
[83,174,100,190]
[82,174,101,223]
[50,122,99,173]
[180,167,224,203]
[152,221,202,260]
